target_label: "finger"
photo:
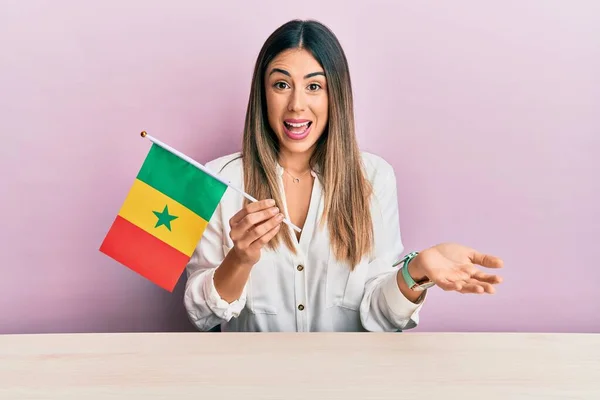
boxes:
[455,264,503,285]
[230,199,276,226]
[458,283,486,294]
[459,278,498,294]
[248,220,282,251]
[472,271,503,284]
[438,278,466,292]
[235,207,280,234]
[245,213,284,244]
[470,252,504,269]
[469,279,496,294]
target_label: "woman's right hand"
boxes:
[228,199,284,267]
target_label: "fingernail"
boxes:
[273,207,279,214]
[268,199,276,206]
[277,213,284,220]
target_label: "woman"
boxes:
[183,19,503,332]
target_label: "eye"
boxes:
[274,81,290,90]
[307,83,322,91]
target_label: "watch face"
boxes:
[413,282,435,291]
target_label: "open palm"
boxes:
[417,243,504,294]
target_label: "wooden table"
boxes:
[0,332,598,399]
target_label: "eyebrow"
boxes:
[269,68,325,79]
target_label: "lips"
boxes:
[283,119,312,140]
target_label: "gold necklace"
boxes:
[285,168,311,183]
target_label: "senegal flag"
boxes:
[100,138,228,291]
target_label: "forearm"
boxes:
[213,250,253,303]
[395,254,428,304]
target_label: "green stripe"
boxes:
[136,144,228,221]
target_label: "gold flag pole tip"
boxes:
[140,131,147,138]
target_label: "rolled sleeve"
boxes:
[360,261,427,332]
[184,260,249,331]
[380,271,426,329]
[203,268,247,320]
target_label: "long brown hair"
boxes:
[241,19,374,269]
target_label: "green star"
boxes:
[153,205,178,231]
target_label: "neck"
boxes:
[278,149,312,175]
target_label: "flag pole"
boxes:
[140,131,301,233]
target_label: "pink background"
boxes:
[1,1,599,334]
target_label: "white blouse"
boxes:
[183,151,427,332]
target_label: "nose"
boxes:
[287,87,306,112]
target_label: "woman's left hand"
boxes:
[411,243,504,294]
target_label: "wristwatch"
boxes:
[394,251,435,291]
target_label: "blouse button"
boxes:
[298,304,305,311]
[297,265,304,271]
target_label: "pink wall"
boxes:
[1,1,598,334]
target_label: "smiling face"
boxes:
[264,48,329,158]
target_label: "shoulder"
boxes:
[360,152,400,213]
[204,152,244,184]
[360,151,396,185]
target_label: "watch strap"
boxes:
[395,251,434,291]
[399,251,419,287]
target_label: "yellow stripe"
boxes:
[118,178,208,256]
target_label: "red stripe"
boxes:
[99,215,190,292]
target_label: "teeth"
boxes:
[286,121,310,128]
